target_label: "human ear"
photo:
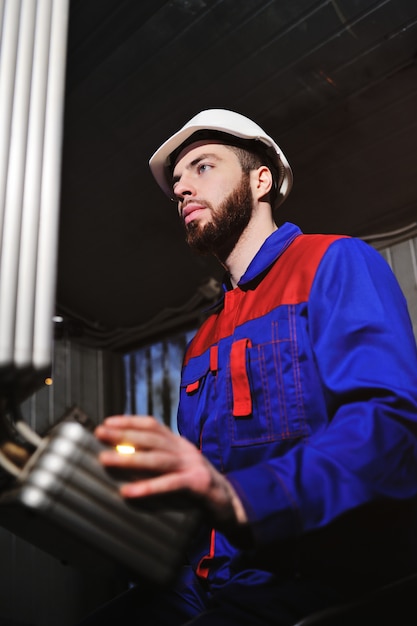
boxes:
[252,166,273,202]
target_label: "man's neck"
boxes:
[220,210,278,288]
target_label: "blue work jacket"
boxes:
[177,222,417,592]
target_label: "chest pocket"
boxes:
[178,348,217,446]
[227,315,309,447]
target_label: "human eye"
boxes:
[197,162,212,174]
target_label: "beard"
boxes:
[184,173,253,258]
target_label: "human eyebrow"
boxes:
[191,153,221,165]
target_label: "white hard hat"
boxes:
[149,109,293,207]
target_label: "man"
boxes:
[81,110,417,625]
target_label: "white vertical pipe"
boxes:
[0,0,21,250]
[33,0,70,370]
[14,0,53,367]
[0,0,36,366]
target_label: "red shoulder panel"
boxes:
[185,233,347,362]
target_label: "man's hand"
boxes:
[95,415,247,527]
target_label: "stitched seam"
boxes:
[289,305,307,438]
[272,321,290,438]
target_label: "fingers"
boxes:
[119,472,194,498]
[95,415,190,479]
[98,415,162,431]
[95,415,175,452]
[96,426,168,452]
[99,448,178,474]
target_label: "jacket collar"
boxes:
[223,222,302,292]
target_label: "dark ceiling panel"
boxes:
[56,0,417,349]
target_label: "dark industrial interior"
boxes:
[1,2,417,625]
[57,0,417,351]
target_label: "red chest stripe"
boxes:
[185,233,346,363]
[230,338,253,416]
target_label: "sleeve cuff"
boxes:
[226,462,302,546]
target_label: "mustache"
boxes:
[181,198,210,210]
[180,199,212,222]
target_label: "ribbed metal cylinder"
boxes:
[0,0,69,383]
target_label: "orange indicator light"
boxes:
[116,444,135,455]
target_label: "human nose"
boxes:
[172,173,196,202]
